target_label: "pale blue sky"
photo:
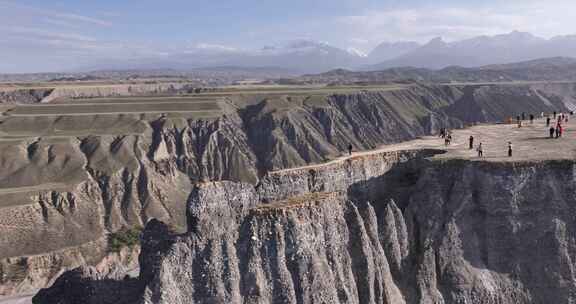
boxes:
[1,0,575,72]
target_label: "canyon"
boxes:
[0,82,575,303]
[34,129,576,303]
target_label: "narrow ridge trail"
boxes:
[273,116,576,175]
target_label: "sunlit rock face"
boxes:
[3,83,575,298]
[35,151,576,304]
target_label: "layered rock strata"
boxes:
[2,83,575,296]
[35,152,576,304]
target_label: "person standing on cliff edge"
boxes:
[508,142,513,157]
[477,143,483,158]
[469,136,474,149]
[348,144,353,156]
[555,123,562,138]
[439,128,446,138]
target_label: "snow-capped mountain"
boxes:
[347,47,368,57]
[93,40,366,74]
[85,32,576,74]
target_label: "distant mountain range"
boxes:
[5,57,576,85]
[84,40,363,75]
[5,31,576,79]
[365,31,576,70]
[88,31,576,73]
[296,57,576,84]
[0,67,298,85]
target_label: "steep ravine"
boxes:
[34,153,576,304]
[1,83,574,297]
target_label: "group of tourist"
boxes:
[467,135,483,157]
[440,110,574,158]
[439,128,453,146]
[466,135,506,158]
[516,113,537,128]
[441,128,492,158]
[545,111,571,139]
[345,109,574,160]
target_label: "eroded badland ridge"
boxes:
[35,150,576,304]
[1,81,576,303]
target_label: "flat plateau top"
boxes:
[395,117,576,162]
[274,116,576,174]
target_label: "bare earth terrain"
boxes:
[376,118,572,162]
[35,113,576,304]
[0,294,33,304]
[275,116,576,176]
[2,81,576,303]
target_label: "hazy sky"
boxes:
[1,0,575,72]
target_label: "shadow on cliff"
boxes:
[33,272,143,304]
[345,151,438,211]
[346,158,576,304]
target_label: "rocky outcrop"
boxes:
[32,264,141,304]
[35,156,576,304]
[0,89,54,104]
[398,160,576,304]
[138,190,406,304]
[0,241,139,297]
[256,150,439,203]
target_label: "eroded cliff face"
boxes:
[0,241,140,297]
[3,83,575,297]
[0,89,54,104]
[34,155,576,304]
[398,161,576,304]
[0,114,247,294]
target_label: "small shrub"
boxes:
[108,227,142,253]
